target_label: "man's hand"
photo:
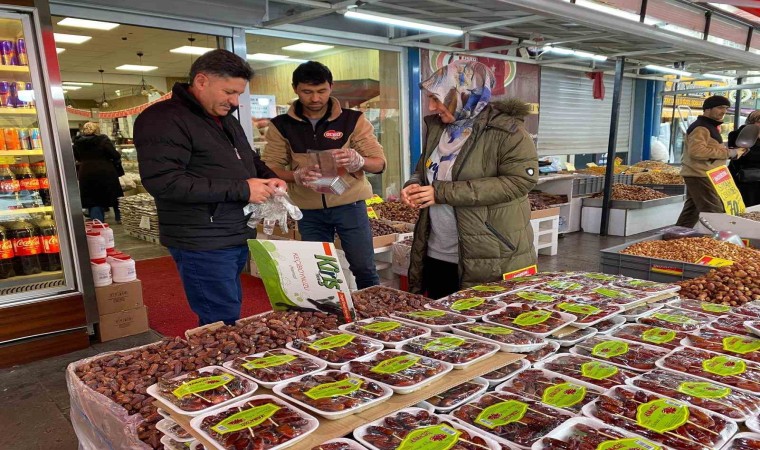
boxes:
[402,184,436,209]
[293,165,322,188]
[247,178,275,204]
[333,148,365,173]
[266,178,288,192]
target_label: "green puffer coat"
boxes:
[407,99,539,294]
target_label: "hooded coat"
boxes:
[407,99,539,293]
[73,133,123,209]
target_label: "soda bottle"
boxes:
[0,164,19,210]
[31,161,50,206]
[18,128,30,149]
[29,128,41,149]
[7,219,41,275]
[36,216,60,271]
[4,128,20,150]
[0,224,15,279]
[13,163,40,207]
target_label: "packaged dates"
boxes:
[549,300,623,328]
[496,368,604,414]
[400,332,499,369]
[451,322,547,352]
[424,378,488,412]
[610,324,686,350]
[524,340,560,363]
[498,289,573,306]
[482,359,530,387]
[637,307,714,331]
[534,354,638,389]
[287,331,383,368]
[391,309,473,332]
[224,349,325,388]
[483,303,576,337]
[723,433,760,450]
[612,278,680,294]
[569,336,668,372]
[684,327,760,363]
[669,298,734,317]
[311,438,368,450]
[344,350,452,394]
[714,315,755,335]
[538,279,596,295]
[427,296,506,318]
[621,303,665,322]
[578,286,652,307]
[658,346,760,394]
[447,285,510,301]
[149,366,257,415]
[339,318,430,347]
[534,417,663,450]
[594,316,626,334]
[549,326,598,347]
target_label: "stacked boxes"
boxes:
[94,279,149,342]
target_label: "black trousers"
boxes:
[422,256,460,299]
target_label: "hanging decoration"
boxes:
[98,92,172,119]
[66,106,93,117]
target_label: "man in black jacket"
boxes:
[134,49,285,326]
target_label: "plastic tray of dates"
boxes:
[354,407,502,450]
[497,289,573,307]
[722,433,760,450]
[682,327,760,363]
[594,316,627,334]
[536,279,597,295]
[576,286,653,308]
[272,370,392,420]
[548,326,598,347]
[611,278,680,294]
[311,438,368,450]
[338,318,430,348]
[564,272,621,284]
[657,346,760,394]
[622,302,666,322]
[427,296,507,318]
[342,349,453,394]
[495,368,604,414]
[447,284,512,301]
[156,417,193,442]
[637,308,714,332]
[610,324,686,351]
[533,416,665,450]
[391,309,474,332]
[534,354,638,389]
[287,331,383,369]
[749,415,760,434]
[569,336,669,372]
[420,378,489,413]
[223,349,326,389]
[160,435,201,450]
[524,340,560,364]
[668,298,734,317]
[549,300,624,329]
[147,366,258,416]
[582,385,737,450]
[482,359,530,387]
[626,369,760,422]
[190,395,318,450]
[451,322,548,352]
[483,303,576,338]
[746,320,760,338]
[730,303,760,318]
[400,332,500,369]
[451,390,573,448]
[711,315,755,336]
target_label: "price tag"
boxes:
[566,163,577,172]
[706,165,746,216]
[695,255,734,267]
[364,195,384,206]
[503,265,538,280]
[139,215,151,230]
[366,207,379,219]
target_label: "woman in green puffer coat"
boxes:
[402,60,539,299]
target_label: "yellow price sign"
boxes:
[366,207,379,219]
[706,166,745,216]
[365,195,384,206]
[695,255,734,267]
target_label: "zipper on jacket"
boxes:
[233,147,241,160]
[485,221,516,251]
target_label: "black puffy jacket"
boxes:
[134,83,276,250]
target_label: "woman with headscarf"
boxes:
[401,61,539,299]
[728,110,760,207]
[73,122,124,223]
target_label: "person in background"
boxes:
[73,121,123,223]
[728,110,760,207]
[402,61,539,299]
[135,49,285,326]
[263,61,386,289]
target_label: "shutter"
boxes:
[537,68,634,156]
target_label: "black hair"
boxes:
[292,61,333,87]
[189,49,254,84]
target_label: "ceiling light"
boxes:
[282,43,334,53]
[115,64,158,72]
[645,64,692,77]
[543,46,607,61]
[343,10,463,36]
[61,86,82,90]
[54,33,92,44]
[57,18,119,30]
[247,53,291,61]
[170,46,215,56]
[56,47,66,54]
[702,73,734,81]
[63,82,93,86]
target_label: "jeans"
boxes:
[298,201,380,289]
[168,245,249,326]
[89,206,105,222]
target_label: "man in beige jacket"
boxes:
[676,95,743,227]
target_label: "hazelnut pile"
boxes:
[678,261,760,305]
[633,172,684,185]
[592,184,668,201]
[621,237,760,264]
[742,212,760,222]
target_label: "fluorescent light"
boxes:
[544,46,607,61]
[61,86,82,90]
[282,43,334,53]
[246,53,291,62]
[56,48,65,54]
[115,64,158,72]
[57,18,119,31]
[170,46,215,56]
[702,73,734,81]
[54,33,92,44]
[343,10,463,36]
[645,64,692,77]
[63,82,93,86]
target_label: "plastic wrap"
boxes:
[391,309,474,331]
[594,316,627,334]
[390,239,412,276]
[523,340,560,363]
[339,318,430,347]
[400,332,500,369]
[483,304,576,337]
[287,330,384,369]
[723,433,760,450]
[223,349,326,389]
[538,279,597,295]
[481,359,530,387]
[423,378,488,413]
[548,327,598,347]
[244,187,303,235]
[496,368,604,414]
[534,417,663,450]
[683,327,760,363]
[576,286,653,307]
[711,315,754,337]
[668,298,734,317]
[549,300,624,328]
[569,336,669,372]
[657,346,760,394]
[496,289,574,306]
[611,278,680,294]
[344,350,452,393]
[451,322,547,352]
[621,303,665,322]
[637,307,714,332]
[427,297,507,318]
[610,324,686,350]
[311,438,369,450]
[534,354,638,389]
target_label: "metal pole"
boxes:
[601,57,626,236]
[734,77,744,131]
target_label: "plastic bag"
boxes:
[306,149,350,195]
[244,187,303,235]
[385,183,399,201]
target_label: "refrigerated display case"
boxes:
[0,2,94,366]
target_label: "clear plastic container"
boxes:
[637,307,715,332]
[446,285,512,301]
[668,298,735,317]
[532,416,664,450]
[451,322,548,353]
[548,326,598,347]
[524,340,561,364]
[722,433,760,450]
[656,346,760,395]
[746,320,760,338]
[576,286,653,308]
[222,348,326,389]
[422,377,489,413]
[482,303,577,338]
[682,327,760,363]
[391,309,474,332]
[310,438,368,450]
[610,323,687,351]
[748,415,760,434]
[729,303,760,319]
[156,417,193,442]
[569,336,669,372]
[481,359,530,387]
[427,297,507,318]
[611,278,681,294]
[339,318,431,348]
[400,332,500,370]
[711,314,755,336]
[496,368,604,414]
[564,272,621,283]
[621,302,665,322]
[160,435,196,450]
[496,289,574,307]
[538,279,597,295]
[286,330,384,369]
[342,349,453,394]
[533,354,639,389]
[594,315,627,334]
[549,300,624,329]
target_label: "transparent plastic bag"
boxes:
[244,187,303,235]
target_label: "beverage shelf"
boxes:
[0,65,29,73]
[0,107,36,115]
[0,206,53,216]
[0,270,63,292]
[0,150,43,156]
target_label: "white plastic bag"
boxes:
[244,187,303,235]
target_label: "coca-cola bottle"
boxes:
[7,219,41,275]
[0,164,20,210]
[13,163,41,208]
[36,216,60,271]
[0,224,15,279]
[31,161,50,206]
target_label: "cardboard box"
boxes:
[96,306,149,342]
[95,279,143,315]
[335,233,397,250]
[530,206,561,220]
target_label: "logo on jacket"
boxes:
[324,130,343,140]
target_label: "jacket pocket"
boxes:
[208,203,219,222]
[485,222,517,251]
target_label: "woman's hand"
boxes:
[401,184,419,208]
[403,184,436,209]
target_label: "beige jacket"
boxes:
[681,126,730,178]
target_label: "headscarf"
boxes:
[83,122,100,136]
[420,60,495,156]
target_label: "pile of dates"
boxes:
[279,371,387,413]
[501,369,601,413]
[540,355,638,389]
[156,367,255,412]
[426,380,485,408]
[229,349,323,383]
[485,304,571,334]
[571,336,668,371]
[591,184,668,201]
[678,261,760,306]
[360,410,489,450]
[373,201,419,223]
[343,319,428,344]
[351,286,430,319]
[541,421,661,449]
[369,219,397,237]
[346,351,449,387]
[401,333,497,365]
[660,346,760,394]
[236,311,340,352]
[290,331,381,365]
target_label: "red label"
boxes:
[0,239,13,259]
[38,177,49,189]
[0,179,20,193]
[324,130,344,140]
[19,178,39,190]
[708,168,730,185]
[503,265,538,280]
[12,236,41,256]
[41,235,59,254]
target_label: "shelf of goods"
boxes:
[695,205,760,241]
[581,194,686,236]
[535,173,578,233]
[119,194,159,243]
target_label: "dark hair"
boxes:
[189,49,254,84]
[292,61,333,87]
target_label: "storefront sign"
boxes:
[706,165,746,216]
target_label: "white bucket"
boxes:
[90,220,114,250]
[108,253,136,283]
[91,258,112,287]
[86,232,106,259]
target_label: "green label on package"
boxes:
[172,373,235,399]
[371,354,421,374]
[703,355,747,376]
[241,354,297,370]
[211,403,280,434]
[652,313,696,325]
[627,280,661,288]
[593,288,633,299]
[722,336,760,354]
[407,310,447,319]
[472,285,506,293]
[423,336,465,352]
[636,399,690,434]
[642,328,677,345]
[362,321,402,333]
[450,298,486,311]
[470,325,514,335]
[547,281,583,291]
[513,310,552,327]
[584,273,618,281]
[541,382,587,408]
[676,381,731,399]
[597,438,663,450]
[474,400,528,429]
[517,291,556,303]
[557,302,601,316]
[581,361,619,380]
[308,333,355,351]
[304,377,362,399]
[397,424,461,450]
[592,340,630,359]
[701,303,731,314]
